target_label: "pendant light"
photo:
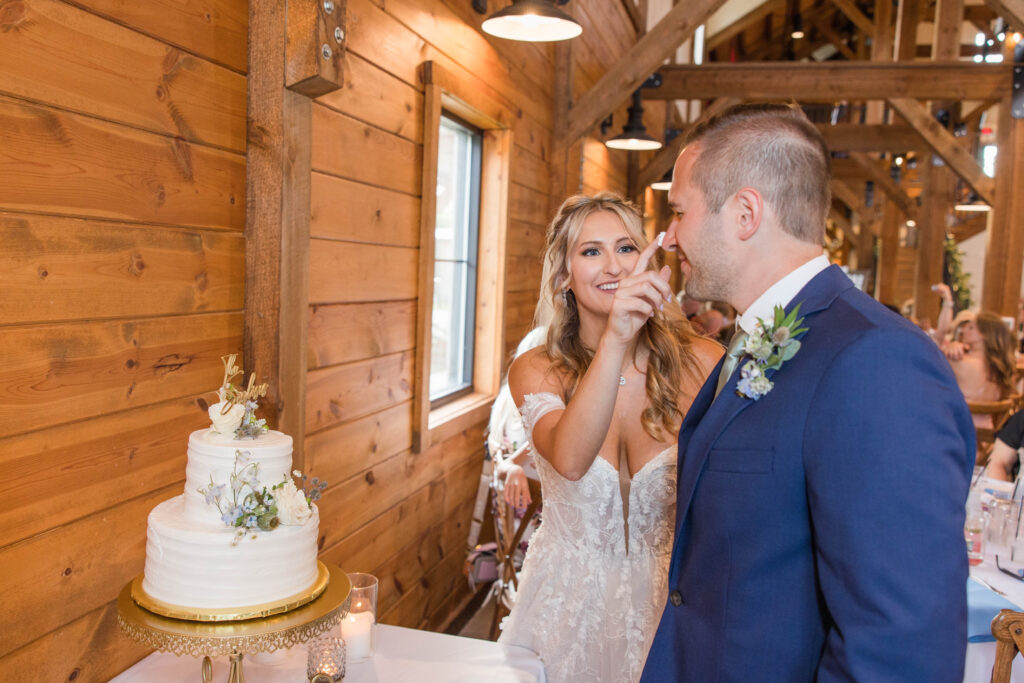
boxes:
[650,169,673,192]
[606,90,662,151]
[478,0,582,42]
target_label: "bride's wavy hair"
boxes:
[535,192,703,439]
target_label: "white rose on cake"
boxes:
[209,401,245,435]
[276,480,312,525]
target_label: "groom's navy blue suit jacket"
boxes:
[640,265,975,682]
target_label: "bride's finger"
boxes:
[630,238,662,277]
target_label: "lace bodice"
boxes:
[499,392,677,683]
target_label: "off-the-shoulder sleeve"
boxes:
[519,392,566,441]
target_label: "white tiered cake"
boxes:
[139,355,322,615]
[142,429,320,611]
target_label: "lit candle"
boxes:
[341,610,375,661]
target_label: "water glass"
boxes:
[966,494,987,566]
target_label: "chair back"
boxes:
[969,399,1016,465]
[991,609,1024,682]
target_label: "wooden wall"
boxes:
[0,1,642,680]
[0,0,247,680]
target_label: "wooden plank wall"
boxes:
[0,0,248,680]
[0,0,643,679]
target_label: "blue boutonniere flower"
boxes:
[736,302,809,400]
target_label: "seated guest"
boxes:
[943,311,1017,426]
[487,326,547,510]
[984,409,1024,482]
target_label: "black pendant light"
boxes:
[606,90,662,151]
[477,0,582,42]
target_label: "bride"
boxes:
[498,193,720,682]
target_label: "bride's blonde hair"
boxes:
[535,192,703,439]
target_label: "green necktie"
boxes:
[714,327,749,398]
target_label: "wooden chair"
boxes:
[991,609,1024,682]
[969,398,1016,466]
[487,472,541,640]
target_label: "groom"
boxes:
[641,104,974,681]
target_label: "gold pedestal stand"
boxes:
[117,563,351,683]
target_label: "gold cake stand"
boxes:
[117,563,351,682]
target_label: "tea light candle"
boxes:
[341,610,375,660]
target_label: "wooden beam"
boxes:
[651,63,1009,101]
[246,0,316,470]
[931,0,963,62]
[877,198,903,304]
[633,97,740,197]
[913,155,952,326]
[808,14,858,60]
[830,0,875,35]
[849,152,918,221]
[829,206,860,248]
[706,0,784,52]
[982,95,1024,316]
[831,178,879,233]
[894,0,922,61]
[622,0,644,34]
[565,0,730,143]
[888,97,996,205]
[983,0,1024,36]
[818,123,926,152]
[867,0,895,124]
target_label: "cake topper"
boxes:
[208,354,269,439]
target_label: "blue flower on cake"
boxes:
[735,303,809,400]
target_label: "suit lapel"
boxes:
[674,265,854,536]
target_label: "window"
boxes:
[413,62,511,452]
[430,116,482,405]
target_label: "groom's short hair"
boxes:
[684,103,831,245]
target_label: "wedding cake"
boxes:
[139,356,324,615]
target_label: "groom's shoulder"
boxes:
[819,287,946,364]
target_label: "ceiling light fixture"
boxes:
[606,89,662,151]
[790,14,805,40]
[475,0,582,42]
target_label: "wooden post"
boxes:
[982,95,1024,316]
[866,0,894,123]
[246,0,343,470]
[877,198,903,305]
[914,156,952,327]
[894,0,922,61]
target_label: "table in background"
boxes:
[110,624,544,682]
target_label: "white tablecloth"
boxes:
[109,624,545,682]
[966,560,1024,683]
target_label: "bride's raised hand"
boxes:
[604,238,673,347]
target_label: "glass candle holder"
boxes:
[341,573,378,662]
[306,636,345,681]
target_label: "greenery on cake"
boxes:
[198,450,325,545]
[209,354,269,440]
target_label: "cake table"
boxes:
[117,563,351,682]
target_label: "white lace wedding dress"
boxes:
[498,392,677,683]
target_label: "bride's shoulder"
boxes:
[508,347,565,404]
[687,335,726,375]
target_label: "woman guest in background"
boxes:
[942,310,1017,425]
[497,193,721,683]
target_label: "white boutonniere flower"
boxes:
[736,303,808,400]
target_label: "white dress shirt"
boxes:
[736,254,831,335]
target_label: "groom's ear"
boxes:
[733,187,763,242]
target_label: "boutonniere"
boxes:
[736,302,809,400]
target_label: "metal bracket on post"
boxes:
[286,0,346,98]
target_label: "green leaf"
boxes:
[782,340,801,360]
[774,305,785,328]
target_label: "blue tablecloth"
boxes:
[969,578,1020,642]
